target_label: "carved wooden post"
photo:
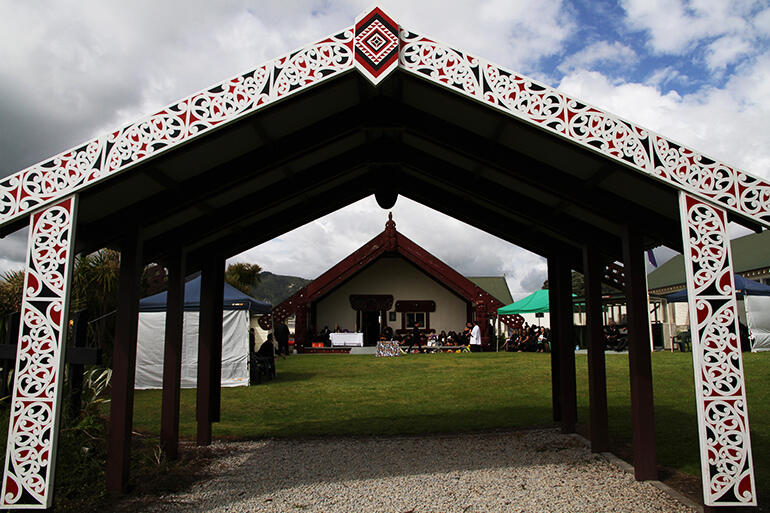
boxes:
[1,197,78,508]
[679,192,756,507]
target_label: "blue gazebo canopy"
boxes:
[665,274,770,303]
[139,275,271,313]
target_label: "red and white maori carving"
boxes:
[680,192,756,506]
[400,31,482,98]
[273,30,354,98]
[2,196,77,509]
[0,29,354,229]
[398,28,770,228]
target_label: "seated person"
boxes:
[604,320,620,350]
[257,333,276,358]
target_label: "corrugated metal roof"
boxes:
[465,276,514,305]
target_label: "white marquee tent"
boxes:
[135,276,271,389]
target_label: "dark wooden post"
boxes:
[211,258,224,423]
[622,224,657,481]
[583,245,609,452]
[554,257,577,433]
[294,303,308,350]
[106,226,143,494]
[68,309,89,419]
[547,257,561,422]
[160,245,185,459]
[196,254,222,445]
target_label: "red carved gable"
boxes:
[259,213,504,327]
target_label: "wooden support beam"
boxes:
[106,226,143,494]
[211,257,225,423]
[160,245,185,459]
[196,254,222,445]
[554,256,577,434]
[622,224,658,481]
[583,245,609,452]
[547,257,561,423]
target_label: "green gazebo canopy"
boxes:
[497,289,550,315]
[497,289,579,315]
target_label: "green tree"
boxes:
[225,262,262,295]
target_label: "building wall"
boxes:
[314,256,469,334]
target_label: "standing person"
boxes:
[406,321,422,353]
[470,320,482,352]
[249,328,256,352]
[275,320,290,358]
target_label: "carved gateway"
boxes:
[0,4,762,508]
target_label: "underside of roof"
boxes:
[0,6,766,277]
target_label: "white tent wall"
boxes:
[135,309,251,389]
[745,295,770,351]
[248,317,270,351]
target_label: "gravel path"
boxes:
[129,429,695,513]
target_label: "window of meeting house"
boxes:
[405,312,427,329]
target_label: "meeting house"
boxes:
[259,214,514,348]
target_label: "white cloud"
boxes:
[231,196,545,298]
[621,0,756,55]
[558,41,637,73]
[706,35,753,70]
[557,54,770,180]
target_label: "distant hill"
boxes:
[249,271,312,306]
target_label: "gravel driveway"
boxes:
[126,429,695,513]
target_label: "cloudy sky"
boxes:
[1,0,769,299]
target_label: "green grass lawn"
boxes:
[131,351,770,504]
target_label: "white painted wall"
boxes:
[315,256,469,334]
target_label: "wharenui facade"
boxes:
[260,213,509,348]
[0,5,764,509]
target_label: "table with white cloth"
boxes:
[330,332,364,347]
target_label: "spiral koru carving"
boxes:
[2,197,76,508]
[273,30,354,98]
[681,192,755,506]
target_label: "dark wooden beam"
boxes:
[400,149,623,257]
[583,244,609,452]
[554,255,577,433]
[623,224,658,481]
[211,257,225,423]
[77,97,397,253]
[106,226,143,494]
[141,142,386,260]
[185,176,374,271]
[395,100,683,252]
[160,244,185,460]
[196,254,223,445]
[547,257,561,423]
